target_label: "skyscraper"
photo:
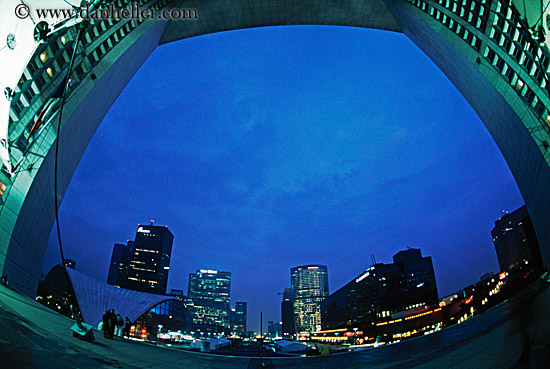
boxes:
[125,225,174,294]
[291,265,329,333]
[107,241,133,287]
[391,248,438,308]
[229,301,247,336]
[491,206,543,274]
[187,269,231,332]
[281,288,295,338]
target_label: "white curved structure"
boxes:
[43,265,187,327]
[64,266,179,327]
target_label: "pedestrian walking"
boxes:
[102,310,111,338]
[116,314,124,336]
[108,309,117,338]
[123,317,131,338]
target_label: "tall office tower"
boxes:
[392,248,438,307]
[291,265,329,333]
[235,301,247,334]
[229,301,247,335]
[187,269,231,332]
[106,241,134,287]
[492,206,543,274]
[281,288,295,338]
[125,225,174,294]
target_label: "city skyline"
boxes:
[41,26,524,332]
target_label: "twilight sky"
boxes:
[42,25,524,332]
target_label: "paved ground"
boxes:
[1,279,549,368]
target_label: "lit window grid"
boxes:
[7,0,171,161]
[406,0,550,142]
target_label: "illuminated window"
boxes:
[46,68,54,77]
[39,51,49,63]
[515,79,524,91]
[0,180,6,197]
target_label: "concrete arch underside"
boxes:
[0,2,549,363]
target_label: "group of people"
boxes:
[101,309,131,339]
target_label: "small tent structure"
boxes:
[191,338,231,352]
[274,340,308,353]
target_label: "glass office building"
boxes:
[291,265,329,333]
[125,225,174,295]
[187,269,231,333]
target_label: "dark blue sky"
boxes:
[43,25,524,332]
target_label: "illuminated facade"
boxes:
[492,205,543,273]
[125,225,174,295]
[187,269,231,332]
[291,265,329,333]
[321,248,437,332]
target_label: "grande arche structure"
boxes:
[0,0,550,298]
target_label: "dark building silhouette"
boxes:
[168,289,185,300]
[491,206,543,274]
[281,287,295,338]
[124,224,174,294]
[291,265,329,332]
[168,289,197,322]
[187,269,231,333]
[267,320,282,338]
[229,301,247,336]
[321,248,438,332]
[107,241,134,286]
[63,259,76,269]
[235,301,247,334]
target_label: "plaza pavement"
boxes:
[1,279,549,368]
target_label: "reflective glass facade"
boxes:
[291,265,329,332]
[187,270,231,331]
